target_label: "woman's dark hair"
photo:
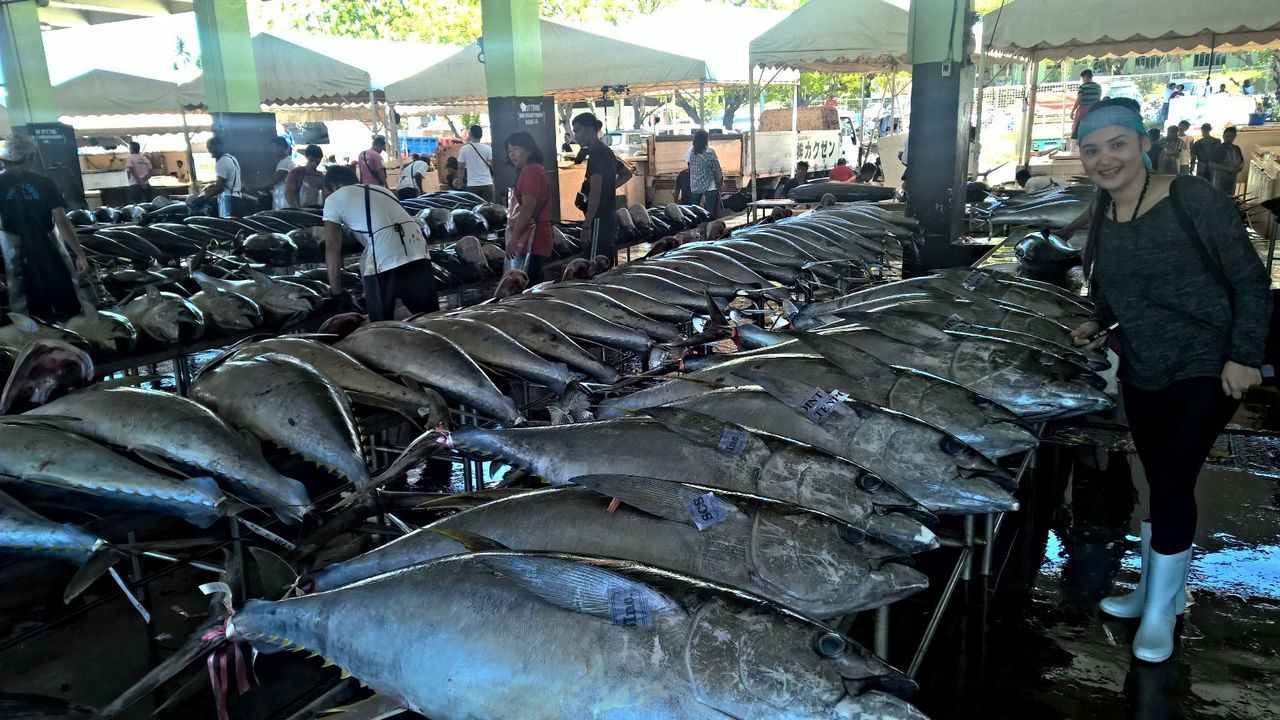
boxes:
[304,144,323,160]
[505,131,544,165]
[324,164,358,190]
[572,112,603,132]
[692,129,709,154]
[446,156,459,169]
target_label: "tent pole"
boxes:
[1020,52,1039,167]
[749,64,757,205]
[888,67,898,134]
[791,81,799,173]
[699,80,706,130]
[971,52,987,173]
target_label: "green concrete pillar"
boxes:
[0,0,57,126]
[193,0,260,114]
[480,0,543,97]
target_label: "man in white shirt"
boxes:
[456,124,494,202]
[396,153,431,200]
[322,165,437,320]
[124,142,152,203]
[265,137,295,210]
[193,135,245,217]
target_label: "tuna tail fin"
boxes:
[64,546,124,604]
[330,428,449,512]
[429,527,510,553]
[185,476,237,528]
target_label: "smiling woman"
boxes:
[1072,97,1272,665]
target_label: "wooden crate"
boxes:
[758,106,838,132]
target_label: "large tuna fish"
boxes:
[26,387,311,523]
[598,349,1038,459]
[443,407,935,552]
[191,354,369,489]
[411,316,575,395]
[192,270,320,325]
[452,308,620,383]
[661,381,1018,516]
[117,287,205,345]
[189,284,264,333]
[511,287,680,342]
[0,488,104,565]
[0,422,236,528]
[61,301,138,355]
[302,479,927,617]
[231,337,449,426]
[336,322,521,425]
[229,552,928,719]
[495,297,653,354]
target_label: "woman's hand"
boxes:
[1070,321,1105,351]
[1221,360,1262,399]
[74,252,89,276]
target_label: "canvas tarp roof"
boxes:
[748,0,910,73]
[385,19,710,104]
[179,33,373,106]
[53,70,182,116]
[982,0,1280,60]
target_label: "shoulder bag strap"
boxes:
[469,143,493,171]
[363,185,381,274]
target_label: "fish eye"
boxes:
[940,437,968,456]
[844,526,867,545]
[813,631,847,658]
[856,472,884,491]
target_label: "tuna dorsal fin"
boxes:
[64,545,122,603]
[317,693,407,720]
[572,474,740,528]
[640,405,768,457]
[477,553,679,626]
[429,527,509,552]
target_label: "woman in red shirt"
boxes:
[504,131,553,284]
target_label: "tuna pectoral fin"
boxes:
[65,547,124,603]
[331,429,448,511]
[478,553,681,624]
[89,619,227,720]
[429,527,509,552]
[573,474,740,527]
[247,546,298,599]
[346,390,426,428]
[134,450,192,478]
[317,693,407,720]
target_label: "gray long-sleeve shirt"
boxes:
[1091,176,1271,390]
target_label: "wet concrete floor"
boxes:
[1,439,1276,719]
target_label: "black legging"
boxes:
[1122,376,1239,554]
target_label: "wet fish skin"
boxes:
[0,422,233,528]
[497,297,654,354]
[61,310,137,355]
[118,290,205,345]
[337,322,522,425]
[515,287,680,342]
[189,289,263,333]
[26,387,311,523]
[302,483,928,617]
[191,354,370,489]
[193,270,320,324]
[232,337,450,426]
[411,316,575,395]
[451,308,620,383]
[445,416,935,552]
[230,552,929,720]
[0,488,102,565]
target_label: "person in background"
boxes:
[855,162,880,184]
[1172,83,1186,100]
[1146,128,1164,169]
[561,132,574,154]
[1218,83,1229,94]
[1071,97,1270,665]
[829,157,854,182]
[357,135,388,187]
[0,134,88,321]
[1070,69,1103,143]
[774,160,809,198]
[1190,123,1219,180]
[322,165,437,321]
[194,135,245,218]
[572,112,634,264]
[444,156,459,191]
[173,159,190,184]
[1016,166,1058,192]
[124,141,152,204]
[456,125,495,201]
[1175,121,1192,176]
[263,137,294,210]
[686,129,723,218]
[503,131,553,284]
[285,144,325,208]
[1158,126,1183,175]
[396,153,431,200]
[1234,78,1255,95]
[1207,126,1243,195]
[1158,82,1176,123]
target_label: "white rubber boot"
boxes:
[1100,521,1186,619]
[1132,548,1192,663]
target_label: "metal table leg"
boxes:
[962,516,976,581]
[908,546,971,678]
[874,605,890,659]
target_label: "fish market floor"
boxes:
[899,447,1280,720]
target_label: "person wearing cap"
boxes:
[0,134,89,320]
[357,136,388,187]
[1070,98,1270,665]
[193,135,246,217]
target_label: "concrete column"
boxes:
[193,0,260,114]
[0,0,57,126]
[905,0,975,270]
[481,0,559,218]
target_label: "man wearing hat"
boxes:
[0,134,88,320]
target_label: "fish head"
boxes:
[214,294,264,331]
[685,598,915,717]
[146,296,205,344]
[744,507,931,613]
[64,310,138,355]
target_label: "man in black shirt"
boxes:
[774,160,809,198]
[0,134,88,320]
[572,113,634,266]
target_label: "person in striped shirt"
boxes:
[1071,70,1103,141]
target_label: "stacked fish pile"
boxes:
[970,182,1096,231]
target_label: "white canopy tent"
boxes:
[385,19,711,105]
[981,0,1280,162]
[178,33,373,107]
[52,71,182,116]
[983,0,1280,60]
